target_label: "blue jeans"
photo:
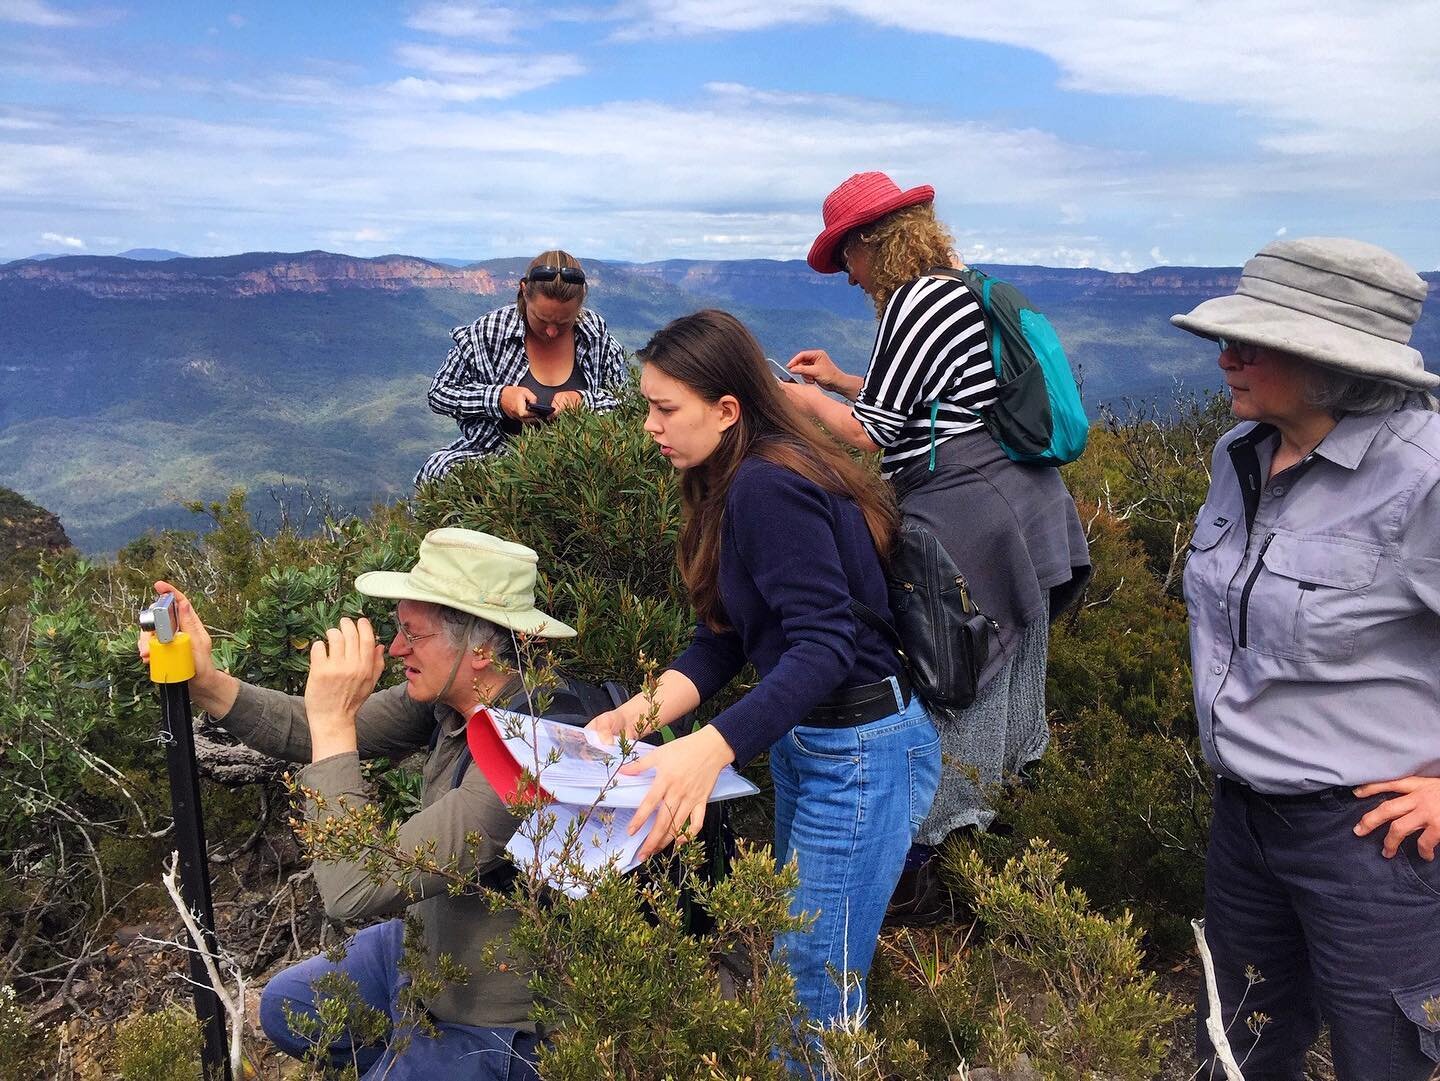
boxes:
[259,919,540,1081]
[1199,779,1440,1081]
[769,684,940,1030]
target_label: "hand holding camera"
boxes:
[138,582,239,717]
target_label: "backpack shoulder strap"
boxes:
[849,598,904,656]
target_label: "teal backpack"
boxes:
[930,267,1089,467]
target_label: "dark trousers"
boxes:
[1198,778,1440,1081]
[259,919,540,1080]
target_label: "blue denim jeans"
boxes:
[259,919,540,1081]
[769,684,940,1030]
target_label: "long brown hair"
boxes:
[516,249,586,324]
[640,309,898,631]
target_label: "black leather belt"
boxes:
[805,673,912,728]
[1219,776,1355,804]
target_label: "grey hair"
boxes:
[1304,366,1439,418]
[430,603,518,667]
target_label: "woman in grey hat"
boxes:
[1174,237,1440,1080]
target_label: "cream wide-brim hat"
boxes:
[355,528,576,638]
[1171,236,1435,391]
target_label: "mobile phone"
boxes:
[527,401,555,417]
[766,357,798,383]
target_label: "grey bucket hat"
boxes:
[1171,236,1435,390]
[355,528,576,638]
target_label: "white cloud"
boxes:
[0,0,85,27]
[390,44,585,100]
[406,2,524,42]
[612,1,1440,165]
[1275,226,1288,236]
[41,231,84,248]
[1149,246,1165,264]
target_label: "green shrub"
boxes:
[0,984,52,1081]
[873,841,1184,1080]
[413,383,695,693]
[993,502,1209,952]
[112,1006,203,1081]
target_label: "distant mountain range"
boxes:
[20,247,189,263]
[3,250,1437,552]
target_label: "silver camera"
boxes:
[138,593,178,643]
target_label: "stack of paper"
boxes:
[480,707,759,898]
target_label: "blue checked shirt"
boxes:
[1184,407,1440,793]
[417,303,628,484]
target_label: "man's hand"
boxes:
[551,390,584,414]
[1353,775,1440,859]
[500,384,540,421]
[303,617,386,762]
[622,726,735,861]
[137,581,239,717]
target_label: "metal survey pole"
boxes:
[142,594,232,1081]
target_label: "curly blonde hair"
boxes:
[850,203,958,316]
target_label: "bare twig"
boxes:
[159,852,249,1078]
[1193,918,1245,1081]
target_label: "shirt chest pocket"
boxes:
[1182,512,1236,613]
[1244,534,1382,661]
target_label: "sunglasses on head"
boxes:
[526,265,586,286]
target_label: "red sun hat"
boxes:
[806,171,935,274]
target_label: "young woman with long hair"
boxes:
[588,308,940,1039]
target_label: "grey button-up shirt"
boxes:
[220,680,534,1030]
[1184,407,1440,794]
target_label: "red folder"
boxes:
[465,707,551,806]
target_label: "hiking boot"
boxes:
[883,859,952,926]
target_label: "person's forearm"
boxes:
[809,393,881,453]
[638,669,703,733]
[832,372,864,401]
[191,669,241,719]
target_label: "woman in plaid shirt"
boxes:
[416,249,628,485]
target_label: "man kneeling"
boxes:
[143,529,574,1079]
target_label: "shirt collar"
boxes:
[1308,410,1391,471]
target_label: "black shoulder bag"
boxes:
[851,522,996,711]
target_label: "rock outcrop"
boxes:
[0,251,499,300]
[0,486,71,560]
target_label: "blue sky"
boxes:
[2,0,1437,270]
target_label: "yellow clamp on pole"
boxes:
[149,632,196,684]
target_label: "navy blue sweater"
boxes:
[669,456,900,765]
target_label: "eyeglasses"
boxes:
[1217,337,1260,365]
[526,265,586,286]
[396,623,442,649]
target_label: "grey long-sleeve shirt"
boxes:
[1184,408,1440,794]
[219,680,533,1030]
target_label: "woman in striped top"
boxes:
[782,172,1091,923]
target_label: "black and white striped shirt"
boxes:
[852,275,997,477]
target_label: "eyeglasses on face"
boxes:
[396,623,442,649]
[1218,337,1260,365]
[526,265,586,286]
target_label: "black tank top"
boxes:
[500,363,590,437]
